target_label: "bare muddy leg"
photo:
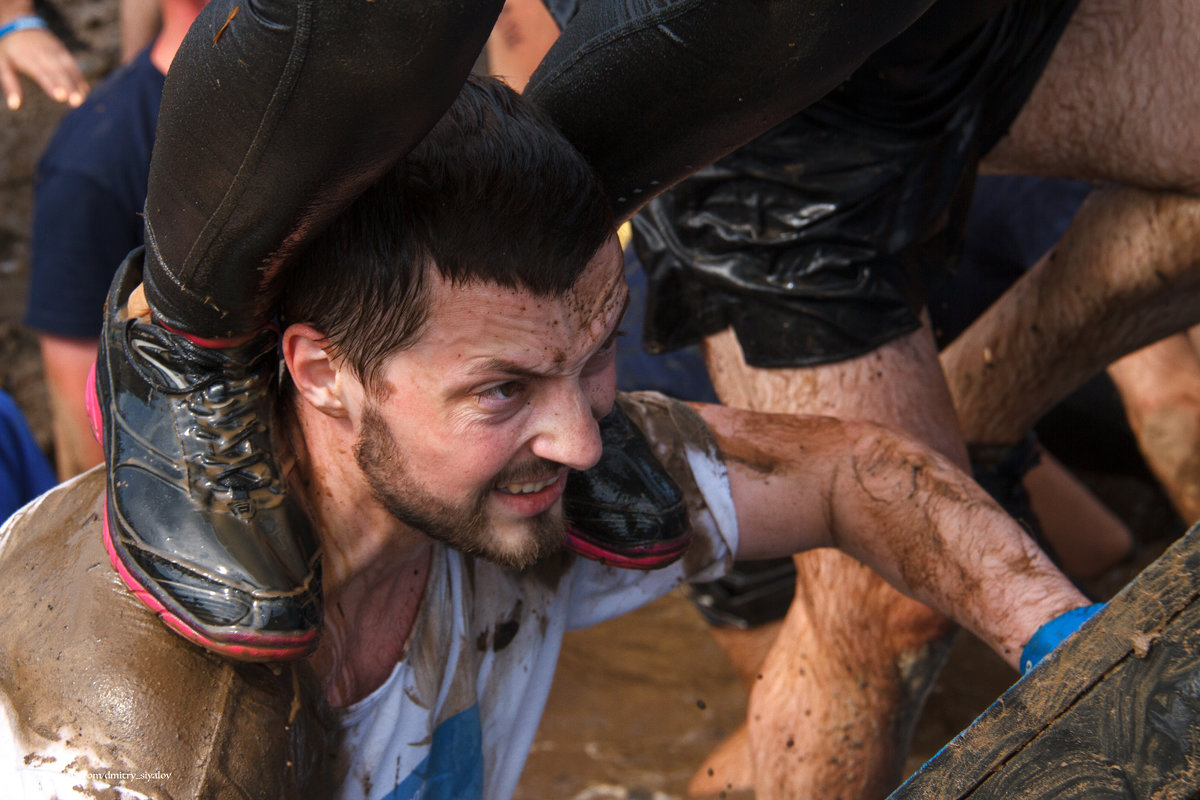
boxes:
[943,187,1200,446]
[1022,450,1134,578]
[947,0,1200,552]
[701,323,961,799]
[955,0,1200,441]
[1108,331,1200,526]
[688,620,783,794]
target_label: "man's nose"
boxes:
[530,383,604,472]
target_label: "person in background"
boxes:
[0,0,87,110]
[0,389,55,522]
[23,0,206,479]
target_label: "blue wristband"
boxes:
[0,15,46,40]
[1020,603,1105,675]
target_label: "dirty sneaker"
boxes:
[562,403,690,569]
[87,249,320,660]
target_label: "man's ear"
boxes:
[282,324,351,418]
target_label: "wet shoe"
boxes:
[88,249,320,661]
[562,403,690,569]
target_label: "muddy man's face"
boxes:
[352,237,627,567]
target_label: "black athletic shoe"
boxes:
[88,249,319,660]
[562,403,690,568]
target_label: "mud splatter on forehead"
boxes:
[564,238,626,337]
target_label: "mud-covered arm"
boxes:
[0,0,86,109]
[691,403,1089,670]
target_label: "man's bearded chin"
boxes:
[354,407,564,569]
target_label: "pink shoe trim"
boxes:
[563,526,691,570]
[85,361,102,445]
[101,494,316,662]
[157,320,277,349]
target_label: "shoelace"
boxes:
[125,318,286,515]
[186,375,276,491]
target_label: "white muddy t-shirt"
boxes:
[334,395,738,800]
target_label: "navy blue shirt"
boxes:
[25,47,164,339]
[0,391,56,523]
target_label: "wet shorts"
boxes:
[632,0,1082,368]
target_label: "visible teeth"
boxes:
[498,476,557,495]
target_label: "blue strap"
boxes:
[1021,603,1105,675]
[0,15,46,40]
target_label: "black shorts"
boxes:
[632,0,1082,368]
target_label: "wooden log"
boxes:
[890,523,1200,799]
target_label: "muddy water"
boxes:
[516,588,752,800]
[514,586,1002,800]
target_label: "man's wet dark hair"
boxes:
[281,74,615,392]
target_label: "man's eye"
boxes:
[479,381,523,404]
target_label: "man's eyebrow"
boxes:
[470,359,549,380]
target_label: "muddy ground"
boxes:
[0,4,1187,799]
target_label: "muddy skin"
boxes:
[946,188,1200,446]
[712,416,790,478]
[1131,403,1200,523]
[748,547,957,800]
[0,471,342,799]
[703,404,1082,755]
[693,406,985,798]
[841,429,1065,657]
[698,316,973,797]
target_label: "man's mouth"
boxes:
[495,476,560,495]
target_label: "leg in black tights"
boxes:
[526,0,936,221]
[144,0,504,339]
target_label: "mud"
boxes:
[618,393,726,579]
[478,600,524,652]
[0,471,340,798]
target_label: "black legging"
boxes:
[142,0,935,340]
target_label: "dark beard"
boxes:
[354,405,564,568]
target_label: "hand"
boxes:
[0,23,87,109]
[1020,603,1106,675]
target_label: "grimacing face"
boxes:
[353,238,628,568]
